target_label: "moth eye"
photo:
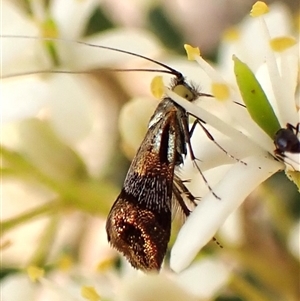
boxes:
[172,84,194,101]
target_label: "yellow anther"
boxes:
[211,83,230,100]
[27,266,44,282]
[151,76,164,99]
[250,1,269,17]
[270,36,297,52]
[223,27,240,41]
[81,286,101,301]
[41,18,59,38]
[57,254,73,271]
[96,258,114,272]
[184,44,200,60]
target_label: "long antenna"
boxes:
[1,35,184,79]
[2,68,181,79]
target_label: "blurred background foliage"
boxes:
[1,1,299,301]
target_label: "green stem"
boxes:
[2,147,71,196]
[229,273,273,301]
[29,214,60,266]
[1,201,60,235]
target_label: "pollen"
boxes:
[270,36,297,52]
[184,44,201,60]
[151,76,164,99]
[223,27,240,41]
[250,1,269,17]
[27,265,44,282]
[211,83,230,100]
[81,286,101,301]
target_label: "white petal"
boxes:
[176,259,230,299]
[116,274,197,301]
[279,47,299,122]
[1,1,50,75]
[218,208,244,246]
[192,54,274,152]
[2,274,36,301]
[2,77,49,123]
[166,89,266,156]
[185,124,265,172]
[260,3,293,37]
[46,75,94,143]
[170,155,282,272]
[118,97,158,158]
[218,3,293,75]
[74,79,120,176]
[238,2,292,70]
[50,0,99,39]
[2,1,38,35]
[256,55,299,127]
[70,28,163,70]
[2,180,50,266]
[39,277,79,301]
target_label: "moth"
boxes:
[105,70,212,271]
[2,34,214,272]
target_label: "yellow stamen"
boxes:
[151,76,164,99]
[223,27,240,41]
[57,254,73,271]
[211,83,230,100]
[270,36,297,52]
[96,258,114,272]
[184,44,201,60]
[27,266,44,282]
[250,2,269,17]
[41,18,59,38]
[81,286,101,301]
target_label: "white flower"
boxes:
[105,258,229,300]
[168,2,299,272]
[2,3,298,300]
[2,256,230,301]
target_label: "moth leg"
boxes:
[192,119,247,165]
[181,117,220,199]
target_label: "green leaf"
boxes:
[233,55,281,138]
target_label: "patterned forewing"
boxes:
[106,105,179,271]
